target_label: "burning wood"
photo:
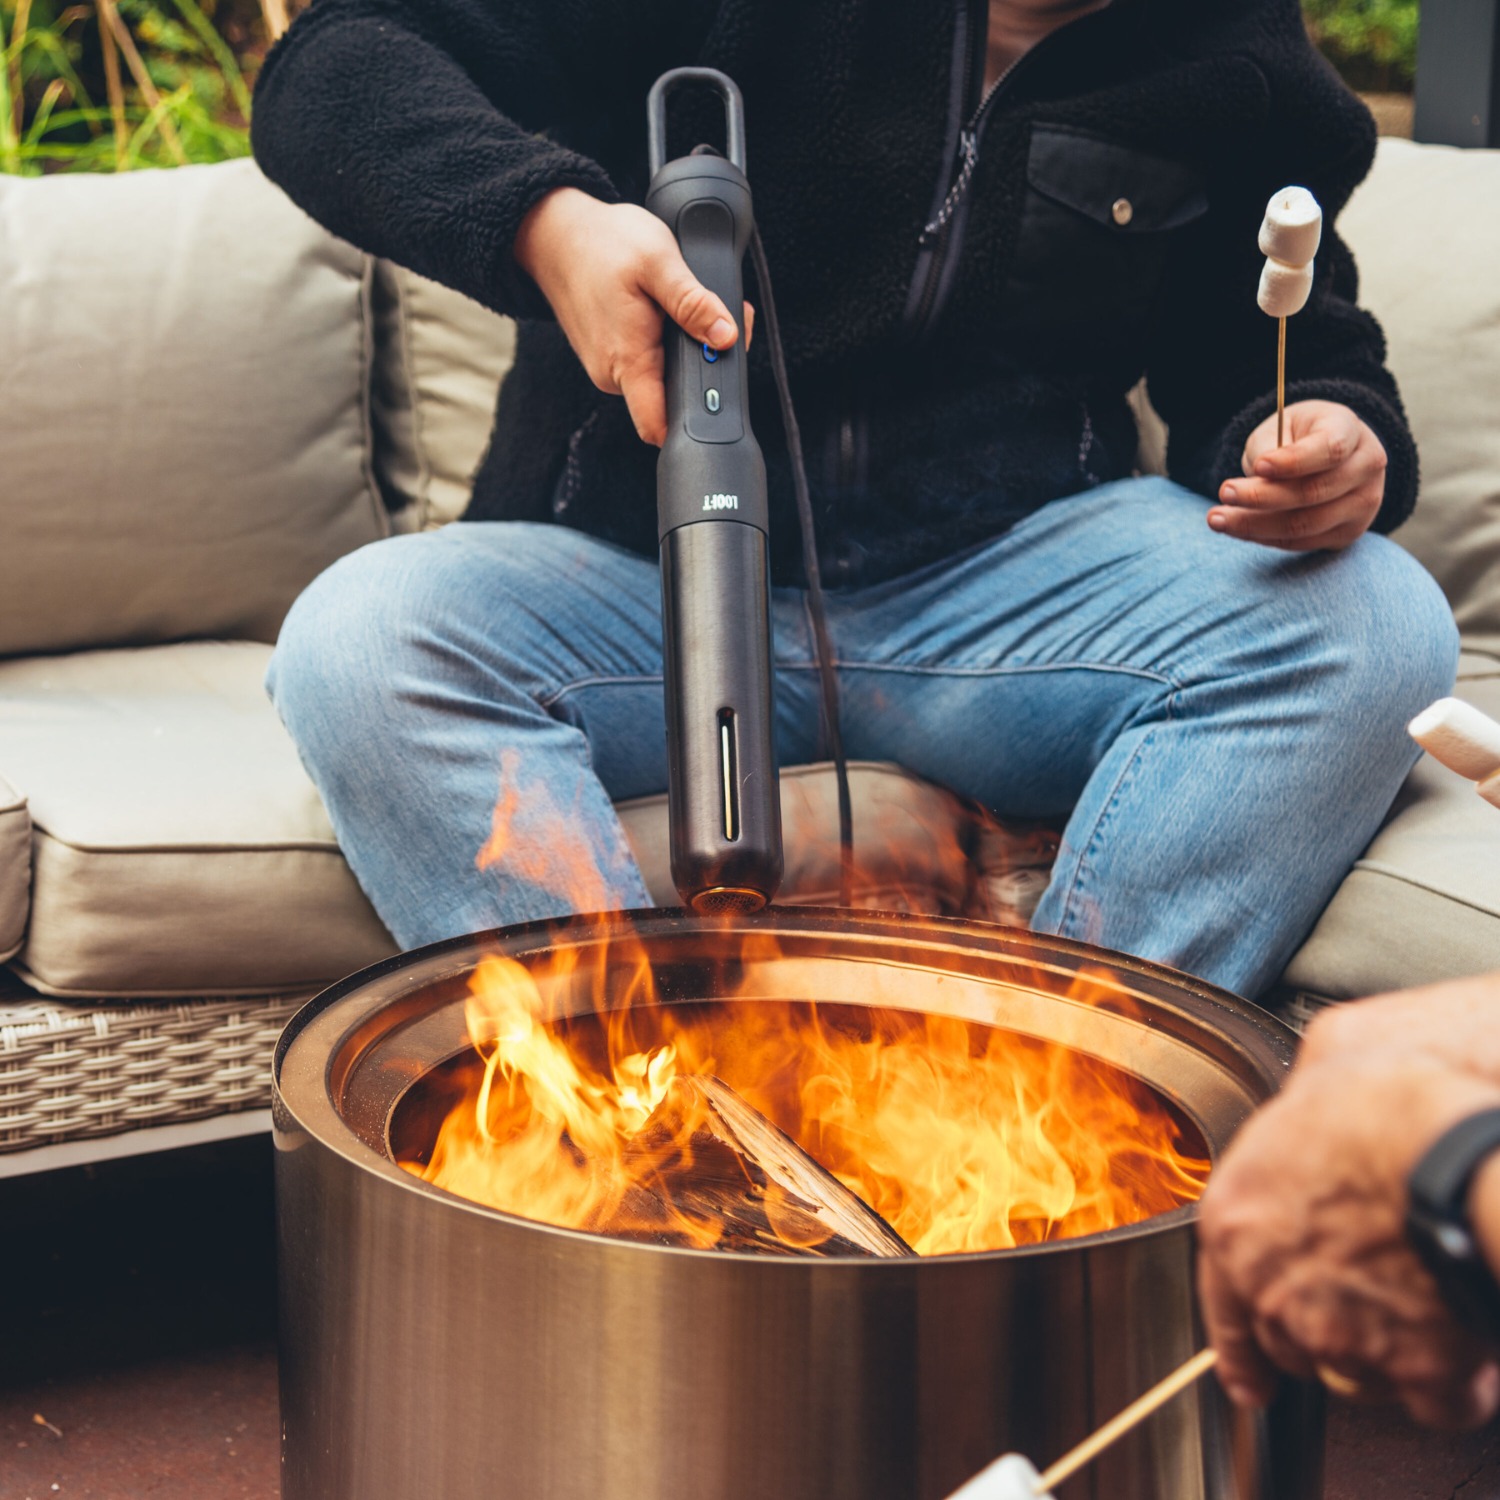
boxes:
[600,1075,916,1258]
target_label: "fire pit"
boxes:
[274,909,1321,1500]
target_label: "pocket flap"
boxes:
[1026,125,1207,233]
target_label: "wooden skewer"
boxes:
[1276,314,1287,449]
[1035,1347,1219,1493]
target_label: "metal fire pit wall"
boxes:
[273,909,1322,1500]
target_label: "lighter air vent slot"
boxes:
[718,709,739,842]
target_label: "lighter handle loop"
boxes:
[647,67,747,177]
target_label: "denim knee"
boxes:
[1316,536,1460,724]
[265,534,440,744]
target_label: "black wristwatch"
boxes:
[1406,1106,1500,1347]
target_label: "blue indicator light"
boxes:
[702,343,720,363]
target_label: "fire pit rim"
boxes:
[274,906,1295,1267]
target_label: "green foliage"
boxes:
[1,0,265,174]
[1303,0,1420,92]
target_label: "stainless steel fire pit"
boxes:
[273,909,1321,1500]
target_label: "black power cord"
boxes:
[747,224,855,909]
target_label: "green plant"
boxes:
[1,0,267,174]
[1303,0,1420,92]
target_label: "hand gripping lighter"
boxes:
[645,68,783,914]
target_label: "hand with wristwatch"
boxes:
[1197,971,1500,1430]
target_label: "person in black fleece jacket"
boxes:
[254,0,1459,998]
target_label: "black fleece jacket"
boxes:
[252,0,1416,590]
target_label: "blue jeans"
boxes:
[267,478,1458,998]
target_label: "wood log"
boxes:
[599,1075,916,1258]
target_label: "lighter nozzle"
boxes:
[689,886,768,916]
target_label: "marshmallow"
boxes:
[944,1453,1053,1500]
[1258,186,1323,267]
[1257,257,1313,318]
[1409,697,1500,783]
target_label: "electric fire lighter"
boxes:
[645,68,784,914]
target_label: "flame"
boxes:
[475,747,642,917]
[429,951,679,1236]
[405,948,1209,1255]
[403,759,1211,1256]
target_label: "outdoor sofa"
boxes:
[1,136,1497,1176]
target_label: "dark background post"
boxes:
[1413,0,1500,146]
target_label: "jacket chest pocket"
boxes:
[999,125,1207,362]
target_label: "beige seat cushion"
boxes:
[0,638,1042,998]
[371,263,516,529]
[1284,655,1500,1001]
[0,773,28,963]
[0,159,387,657]
[1339,139,1500,657]
[0,642,397,998]
[619,764,975,914]
[618,762,1055,924]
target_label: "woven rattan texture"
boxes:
[0,982,302,1152]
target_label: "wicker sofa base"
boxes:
[0,969,301,1166]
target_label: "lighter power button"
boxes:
[705,388,721,413]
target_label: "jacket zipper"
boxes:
[553,408,599,516]
[901,0,979,342]
[903,1,1092,343]
[917,59,1020,252]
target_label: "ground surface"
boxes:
[1,1137,1495,1498]
[0,1141,279,1500]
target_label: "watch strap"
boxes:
[1406,1106,1500,1346]
[1410,1108,1500,1214]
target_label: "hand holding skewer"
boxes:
[1208,186,1388,552]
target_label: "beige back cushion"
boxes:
[1339,139,1500,656]
[0,159,387,657]
[372,262,516,528]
